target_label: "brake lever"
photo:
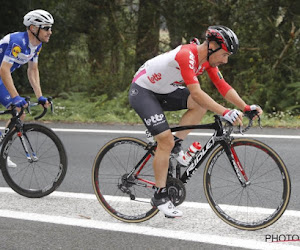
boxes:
[25,96,31,114]
[246,110,262,129]
[238,125,243,135]
[239,110,263,134]
[47,97,54,113]
[257,115,262,129]
[238,119,253,134]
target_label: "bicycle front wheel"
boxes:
[0,123,67,198]
[204,138,291,230]
[92,137,158,222]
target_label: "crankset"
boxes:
[166,177,186,206]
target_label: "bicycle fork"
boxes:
[222,142,250,187]
[17,131,38,162]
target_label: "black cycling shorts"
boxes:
[129,82,190,136]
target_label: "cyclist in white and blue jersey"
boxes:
[0,9,54,109]
[0,9,54,167]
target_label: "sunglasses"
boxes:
[40,26,52,31]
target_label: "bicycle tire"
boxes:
[0,123,67,198]
[92,137,159,222]
[203,138,291,230]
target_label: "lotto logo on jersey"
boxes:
[189,51,195,70]
[147,73,162,84]
[11,45,21,58]
[144,113,165,126]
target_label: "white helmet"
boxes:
[23,9,54,27]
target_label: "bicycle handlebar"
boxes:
[236,110,262,134]
[218,110,261,135]
[26,97,53,120]
[0,96,54,120]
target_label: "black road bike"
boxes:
[0,98,67,198]
[92,111,291,230]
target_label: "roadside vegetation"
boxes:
[1,92,298,128]
[0,1,299,128]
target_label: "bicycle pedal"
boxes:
[164,215,176,219]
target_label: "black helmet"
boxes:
[206,25,239,55]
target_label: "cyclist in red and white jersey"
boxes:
[129,25,262,218]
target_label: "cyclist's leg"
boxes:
[152,130,183,217]
[176,91,207,139]
[129,83,183,217]
[0,79,25,125]
[0,81,15,166]
[0,79,13,108]
[153,130,174,187]
[154,87,206,139]
[129,83,173,188]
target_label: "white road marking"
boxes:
[32,127,300,139]
[0,124,298,249]
[0,209,299,250]
[1,126,299,139]
[1,187,299,217]
[0,187,300,250]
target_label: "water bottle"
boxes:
[176,142,202,166]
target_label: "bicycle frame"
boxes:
[129,115,249,187]
[0,109,21,146]
[172,116,249,186]
[171,118,222,183]
[0,113,37,162]
[0,101,52,164]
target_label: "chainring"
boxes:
[166,177,186,206]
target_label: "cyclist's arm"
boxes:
[27,60,42,98]
[176,48,233,115]
[28,61,49,108]
[0,61,18,98]
[206,66,232,97]
[224,88,248,111]
[187,83,227,115]
[206,66,248,111]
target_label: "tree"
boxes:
[1,0,298,113]
[135,0,160,69]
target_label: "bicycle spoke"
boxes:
[1,124,67,198]
[204,139,290,230]
[93,137,158,222]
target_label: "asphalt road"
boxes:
[0,122,299,250]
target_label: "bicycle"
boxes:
[92,111,291,230]
[0,97,68,198]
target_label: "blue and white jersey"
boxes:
[0,31,42,73]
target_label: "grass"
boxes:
[1,92,299,128]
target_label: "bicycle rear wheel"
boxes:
[92,137,158,222]
[204,138,291,230]
[0,123,67,198]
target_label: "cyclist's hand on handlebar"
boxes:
[244,104,263,119]
[223,109,243,126]
[38,96,50,108]
[11,96,28,108]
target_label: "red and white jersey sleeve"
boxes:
[205,63,232,97]
[174,45,199,85]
